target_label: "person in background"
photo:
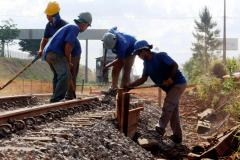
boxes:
[102,27,137,96]
[39,1,82,100]
[126,40,187,144]
[38,1,67,57]
[42,12,92,103]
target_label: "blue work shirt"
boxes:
[142,52,186,92]
[43,24,80,60]
[44,13,67,39]
[109,28,136,59]
[71,39,81,57]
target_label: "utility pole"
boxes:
[223,0,226,64]
[85,39,88,83]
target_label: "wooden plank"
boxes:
[88,115,103,119]
[43,127,70,132]
[0,146,38,152]
[72,118,90,121]
[200,126,239,158]
[158,88,162,107]
[62,121,92,126]
[127,124,138,138]
[121,92,130,135]
[21,136,52,142]
[128,107,143,127]
[47,133,73,139]
[67,119,90,122]
[116,89,124,129]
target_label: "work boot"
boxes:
[101,88,117,97]
[65,92,76,100]
[155,124,165,137]
[169,135,182,144]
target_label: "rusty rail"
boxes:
[0,97,99,137]
[0,97,98,124]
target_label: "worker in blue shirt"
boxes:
[43,12,92,103]
[126,40,187,144]
[38,1,67,57]
[102,27,137,95]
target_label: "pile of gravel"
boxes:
[0,97,155,160]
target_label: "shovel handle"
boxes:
[0,56,39,90]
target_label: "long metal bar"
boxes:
[119,85,158,91]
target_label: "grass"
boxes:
[0,56,96,81]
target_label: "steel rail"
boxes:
[0,97,98,124]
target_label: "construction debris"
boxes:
[196,120,211,134]
[189,125,240,159]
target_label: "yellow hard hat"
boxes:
[44,1,60,16]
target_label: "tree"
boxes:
[19,39,41,56]
[0,19,19,57]
[191,6,220,73]
[184,7,221,83]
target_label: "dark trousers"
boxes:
[46,52,71,103]
[159,83,187,138]
[65,56,80,99]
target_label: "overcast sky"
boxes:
[0,0,240,74]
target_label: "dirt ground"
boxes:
[0,81,238,158]
[0,79,103,96]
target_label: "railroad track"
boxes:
[0,94,51,112]
[0,96,106,138]
[0,101,117,159]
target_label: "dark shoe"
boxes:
[169,135,182,144]
[155,125,165,136]
[65,92,76,100]
[65,96,74,100]
[101,88,117,96]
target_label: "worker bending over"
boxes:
[42,12,92,103]
[102,27,137,96]
[126,40,187,144]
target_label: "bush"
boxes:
[211,62,226,79]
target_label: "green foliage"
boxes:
[222,78,237,93]
[195,75,222,102]
[192,6,221,73]
[19,39,41,56]
[0,19,19,57]
[184,6,221,83]
[183,57,204,83]
[210,61,226,79]
[238,136,240,151]
[0,57,96,82]
[194,73,240,121]
[226,58,240,75]
[225,99,240,120]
